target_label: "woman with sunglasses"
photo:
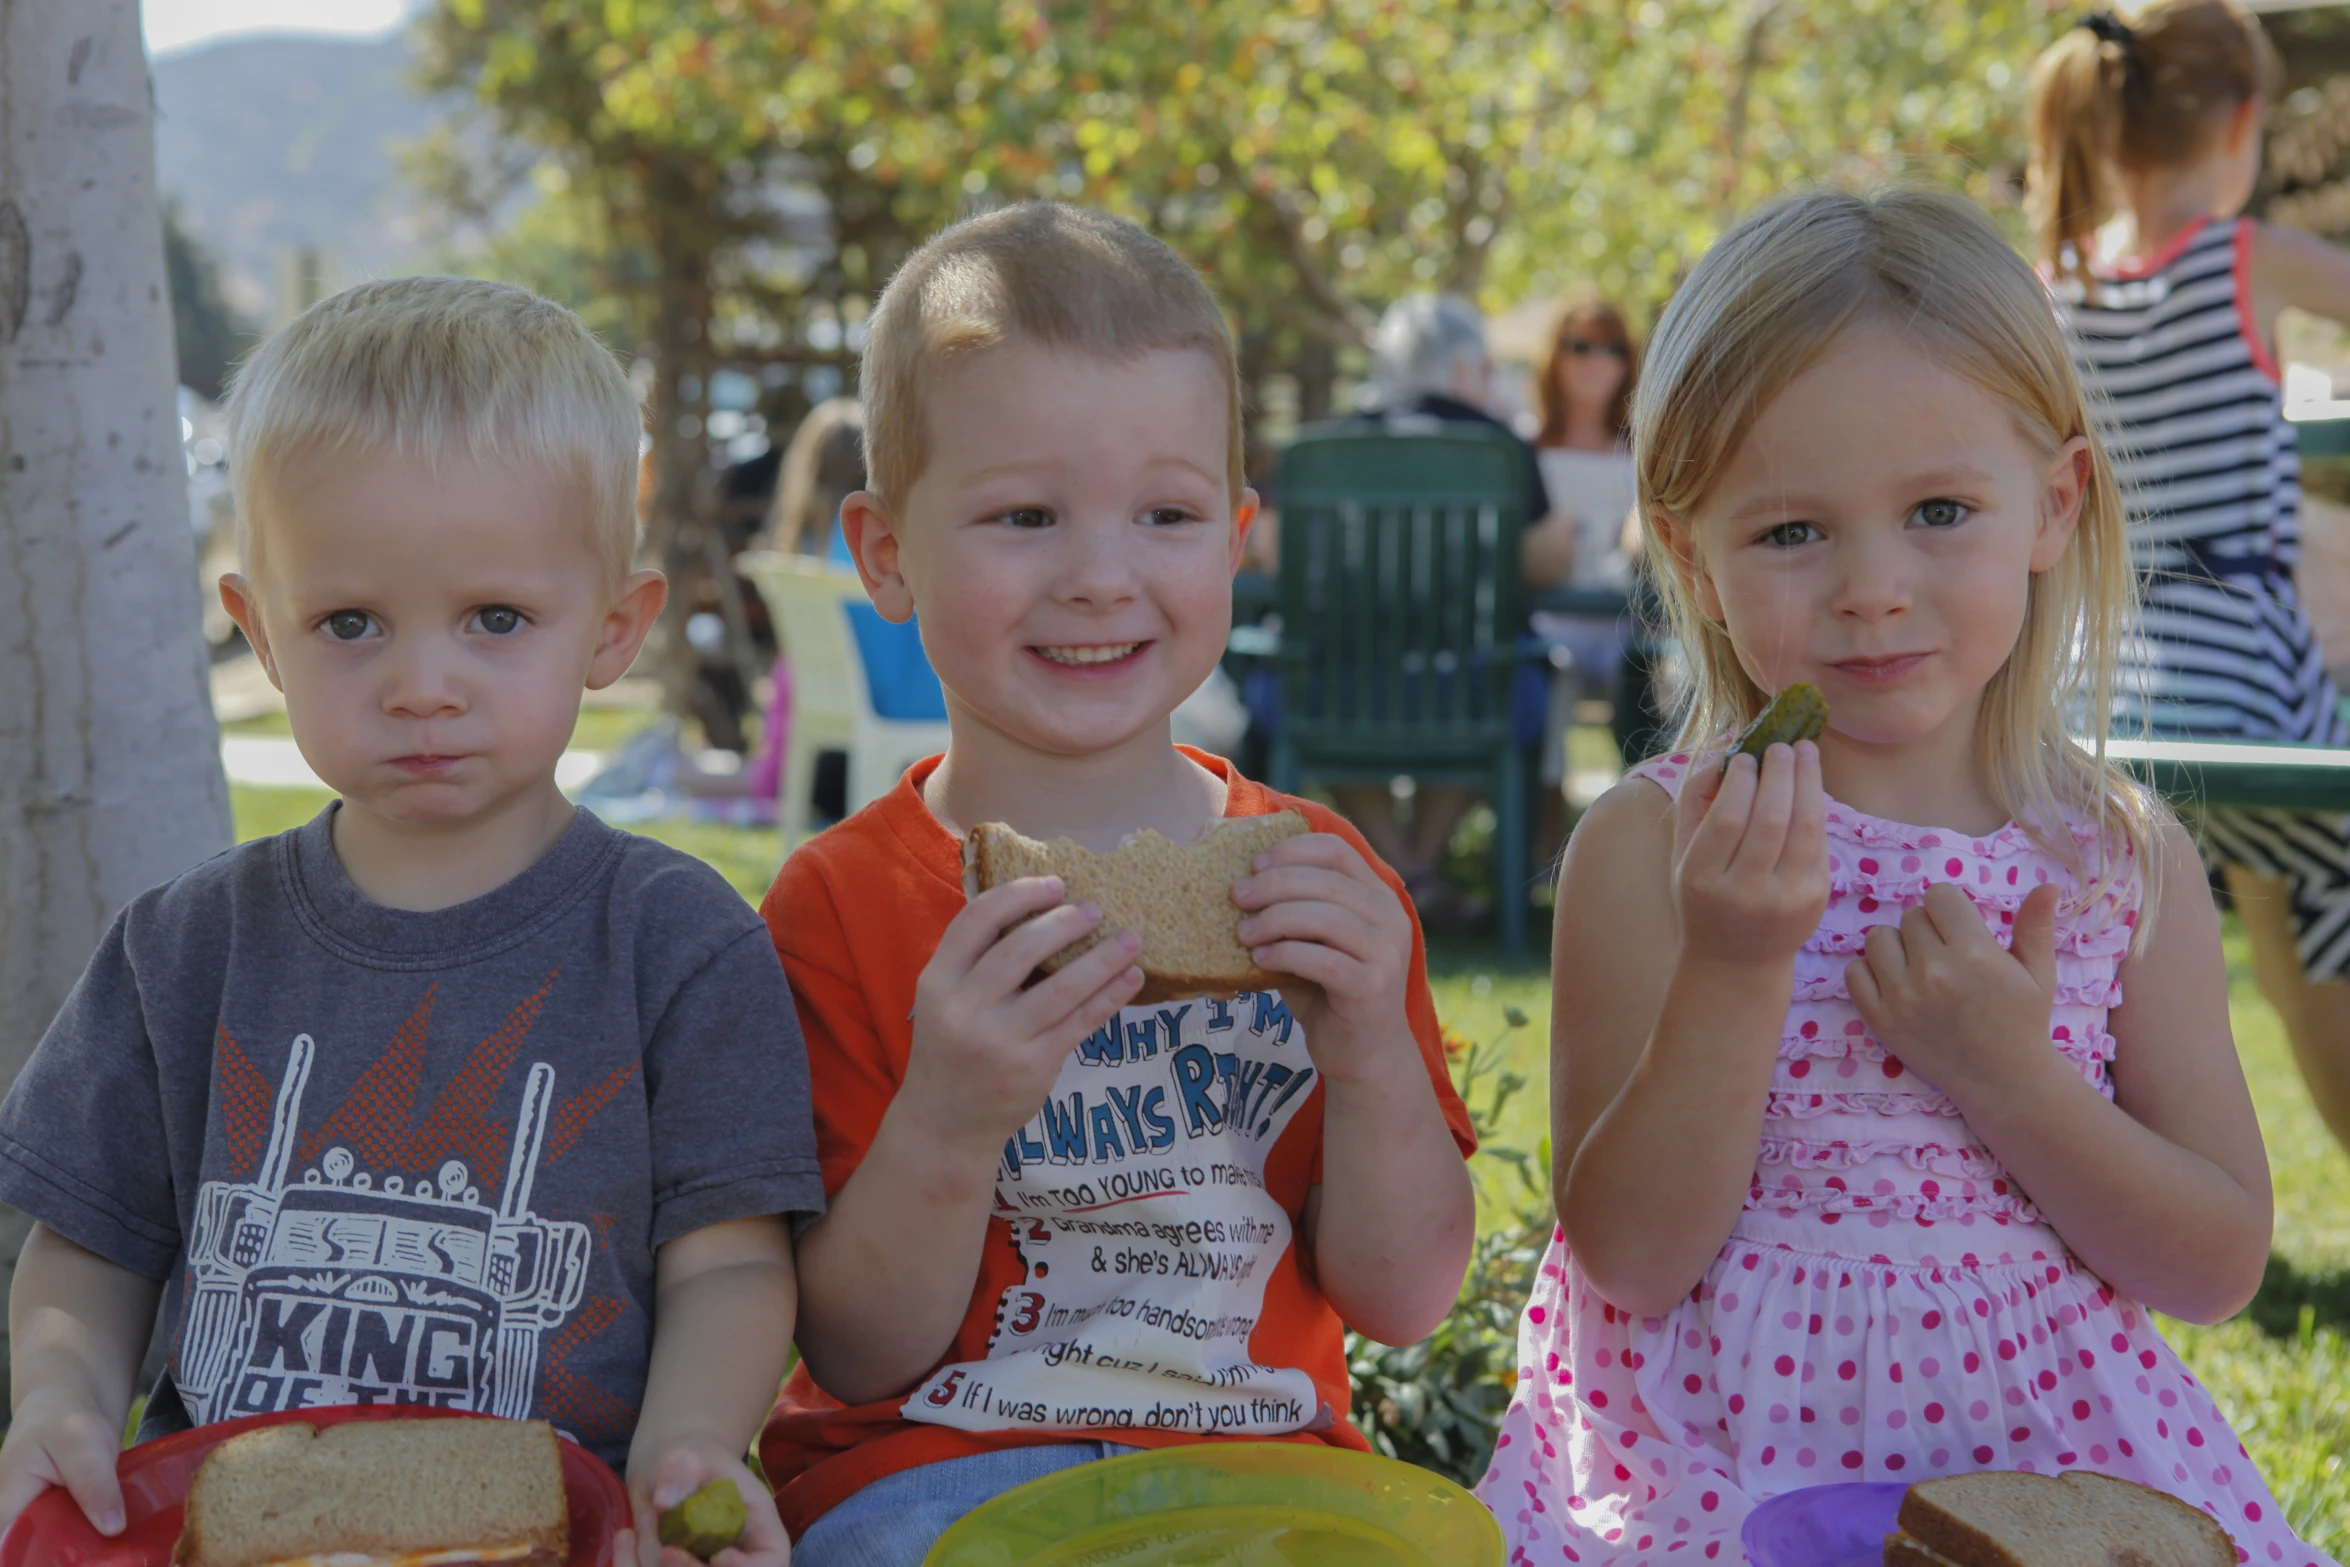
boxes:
[1528,296,1650,854]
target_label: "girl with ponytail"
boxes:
[2033,2,2350,1159]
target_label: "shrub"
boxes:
[1347,1011,1552,1487]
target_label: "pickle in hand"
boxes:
[658,1479,748,1560]
[1725,683,1828,773]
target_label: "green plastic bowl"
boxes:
[921,1442,1504,1567]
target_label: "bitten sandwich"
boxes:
[174,1418,568,1567]
[1883,1470,2236,1567]
[966,810,1310,1004]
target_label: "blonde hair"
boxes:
[2026,2,2279,289]
[225,276,644,581]
[860,202,1243,507]
[1635,187,2163,912]
[766,397,866,555]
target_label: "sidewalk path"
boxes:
[221,736,604,793]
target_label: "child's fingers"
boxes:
[1247,938,1359,993]
[962,900,1106,1000]
[1844,956,1882,1021]
[1861,921,1909,988]
[1728,744,1798,873]
[718,1466,792,1567]
[1248,832,1378,879]
[1238,896,1381,965]
[934,878,1068,976]
[1684,752,1759,874]
[1009,930,1144,1040]
[1778,742,1828,876]
[0,1457,56,1544]
[51,1426,125,1536]
[1232,863,1387,924]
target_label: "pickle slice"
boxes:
[1724,683,1828,772]
[659,1479,749,1560]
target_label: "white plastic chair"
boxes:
[737,551,954,845]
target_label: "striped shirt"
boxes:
[2059,216,2337,744]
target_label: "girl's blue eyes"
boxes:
[1757,501,1971,547]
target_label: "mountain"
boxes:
[151,33,448,324]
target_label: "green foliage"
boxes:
[1346,1013,1551,1485]
[162,200,252,401]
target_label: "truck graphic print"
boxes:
[177,1034,591,1423]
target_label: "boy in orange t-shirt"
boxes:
[759,203,1477,1564]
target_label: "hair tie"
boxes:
[2077,10,2135,47]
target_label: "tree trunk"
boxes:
[0,0,233,1386]
[644,210,714,724]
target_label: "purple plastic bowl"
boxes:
[1741,1482,1909,1567]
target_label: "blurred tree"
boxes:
[414,0,2074,467]
[0,0,232,1395]
[162,199,252,402]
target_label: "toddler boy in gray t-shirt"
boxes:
[0,278,817,1567]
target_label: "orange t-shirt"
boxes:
[757,750,1475,1537]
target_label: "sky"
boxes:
[144,0,414,60]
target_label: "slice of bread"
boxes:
[174,1418,568,1567]
[1883,1469,2236,1567]
[966,810,1310,1004]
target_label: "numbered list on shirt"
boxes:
[902,992,1326,1439]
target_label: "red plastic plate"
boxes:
[0,1406,627,1567]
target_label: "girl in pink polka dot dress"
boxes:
[1477,187,2331,1567]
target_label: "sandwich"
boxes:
[174,1418,568,1567]
[1883,1470,2236,1567]
[966,810,1310,1004]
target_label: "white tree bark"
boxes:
[0,0,231,1310]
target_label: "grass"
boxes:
[225,787,2350,1547]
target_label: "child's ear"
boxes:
[218,574,281,689]
[586,569,668,690]
[1231,487,1261,571]
[840,490,915,625]
[1648,507,1724,622]
[2032,436,2093,573]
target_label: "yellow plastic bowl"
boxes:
[921,1443,1504,1567]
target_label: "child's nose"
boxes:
[1832,537,1913,619]
[1054,515,1143,606]
[380,639,468,717]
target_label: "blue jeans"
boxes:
[791,1442,1142,1567]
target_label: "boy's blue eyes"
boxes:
[998,507,1200,528]
[318,607,525,639]
[1915,499,1968,529]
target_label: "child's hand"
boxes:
[1673,742,1829,968]
[1846,880,2061,1092]
[1231,833,1416,1084]
[620,1448,786,1567]
[0,1387,127,1541]
[902,876,1145,1148]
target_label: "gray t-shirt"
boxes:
[0,806,822,1470]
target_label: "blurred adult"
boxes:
[767,396,869,557]
[1324,294,1562,922]
[1528,295,1643,855]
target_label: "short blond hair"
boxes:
[861,203,1243,507]
[225,276,643,580]
[1635,187,2164,923]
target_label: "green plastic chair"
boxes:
[1270,423,1538,953]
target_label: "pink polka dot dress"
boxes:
[1476,755,2334,1566]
